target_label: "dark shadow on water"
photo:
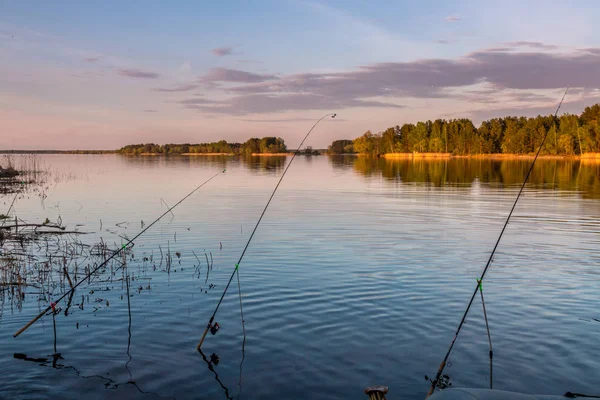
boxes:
[12,273,175,399]
[195,333,246,400]
[197,348,233,400]
[13,351,175,399]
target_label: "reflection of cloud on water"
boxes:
[352,271,400,280]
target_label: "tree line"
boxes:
[328,103,600,156]
[118,137,287,155]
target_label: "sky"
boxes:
[1,0,600,150]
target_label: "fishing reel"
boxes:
[210,322,220,335]
[425,373,453,390]
[45,302,62,316]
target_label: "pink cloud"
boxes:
[211,46,233,56]
[118,68,160,79]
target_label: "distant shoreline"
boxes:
[2,151,599,160]
[0,151,303,156]
[0,150,116,154]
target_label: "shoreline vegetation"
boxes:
[329,103,600,157]
[117,137,292,156]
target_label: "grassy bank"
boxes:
[251,152,294,156]
[0,167,19,178]
[581,153,600,160]
[382,152,452,159]
[181,152,235,156]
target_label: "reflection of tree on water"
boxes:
[240,155,286,173]
[344,156,600,199]
[119,154,287,174]
[120,154,231,171]
[328,155,356,171]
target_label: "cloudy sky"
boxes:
[1,0,600,150]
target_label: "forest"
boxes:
[328,104,600,156]
[118,137,287,155]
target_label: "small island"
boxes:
[118,137,291,156]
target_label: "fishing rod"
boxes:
[426,88,569,397]
[13,169,225,338]
[196,112,337,350]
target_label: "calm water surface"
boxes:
[1,155,600,399]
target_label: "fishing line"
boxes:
[13,169,225,338]
[236,266,246,343]
[125,271,132,382]
[1,193,18,227]
[197,112,336,350]
[477,279,493,389]
[426,88,569,396]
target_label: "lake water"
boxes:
[1,154,600,399]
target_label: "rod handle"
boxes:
[426,386,435,397]
[426,361,446,398]
[197,326,210,350]
[14,306,51,338]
